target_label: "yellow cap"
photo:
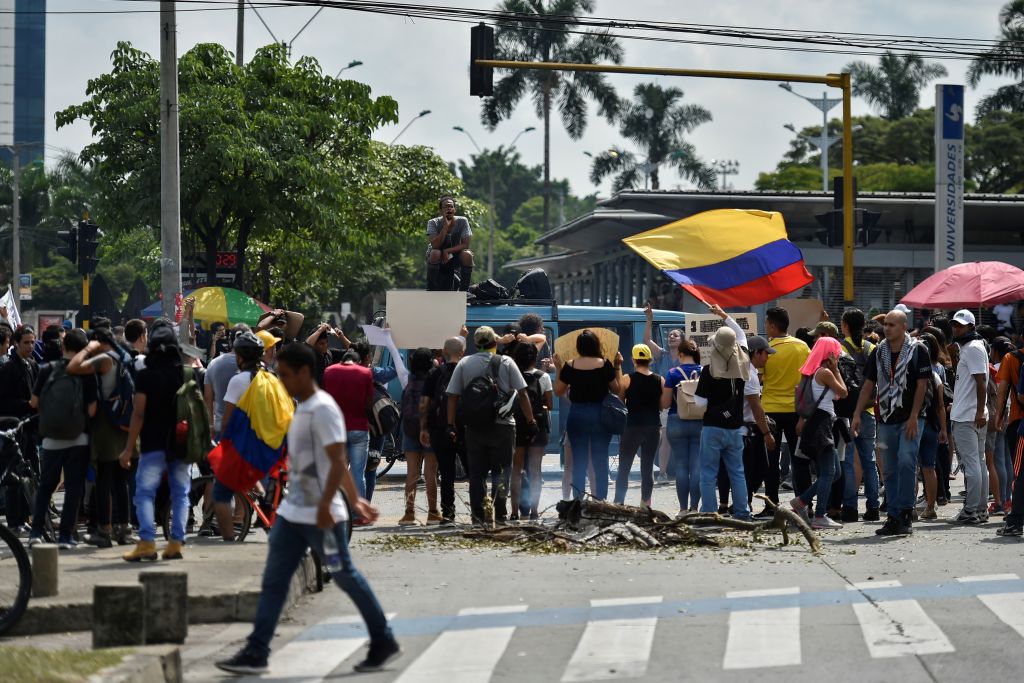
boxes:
[255,330,280,350]
[631,343,652,361]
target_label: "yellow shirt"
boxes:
[762,335,811,413]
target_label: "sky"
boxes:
[45,0,1017,200]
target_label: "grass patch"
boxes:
[0,646,130,683]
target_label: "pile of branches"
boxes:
[463,495,821,554]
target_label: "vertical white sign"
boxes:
[0,0,14,147]
[934,84,964,272]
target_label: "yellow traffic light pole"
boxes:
[477,59,856,302]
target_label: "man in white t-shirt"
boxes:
[950,309,990,524]
[217,343,399,676]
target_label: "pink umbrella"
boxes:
[901,261,1024,309]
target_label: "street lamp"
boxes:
[711,159,739,191]
[453,125,535,278]
[783,122,863,189]
[335,59,363,78]
[390,109,431,144]
[779,82,847,191]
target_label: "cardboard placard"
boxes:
[778,298,826,333]
[554,328,620,363]
[686,313,758,365]
[385,290,466,349]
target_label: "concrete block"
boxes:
[93,583,146,649]
[139,571,188,645]
[30,544,59,597]
[89,646,182,683]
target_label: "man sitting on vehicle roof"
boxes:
[426,196,474,292]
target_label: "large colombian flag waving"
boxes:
[208,369,294,492]
[622,209,813,307]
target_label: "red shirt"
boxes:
[322,362,373,432]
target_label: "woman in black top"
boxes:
[614,344,670,507]
[554,330,622,501]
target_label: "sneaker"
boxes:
[978,511,990,523]
[937,497,948,507]
[57,538,79,550]
[996,523,1024,537]
[789,498,810,523]
[862,508,881,522]
[875,516,901,536]
[752,508,775,520]
[354,638,402,672]
[398,512,418,526]
[1004,501,1013,515]
[840,506,859,523]
[910,509,920,522]
[812,516,844,530]
[780,478,793,491]
[439,517,455,527]
[216,648,269,675]
[921,508,938,521]
[26,536,43,548]
[426,511,444,525]
[951,508,980,525]
[989,502,1005,517]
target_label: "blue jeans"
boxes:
[994,429,1012,503]
[347,430,369,499]
[667,415,702,510]
[918,424,939,469]
[135,450,190,542]
[247,516,394,658]
[698,426,749,518]
[843,412,879,510]
[566,402,611,500]
[876,419,924,515]
[800,445,839,518]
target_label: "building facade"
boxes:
[0,0,45,164]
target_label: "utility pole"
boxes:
[236,0,244,66]
[160,2,182,320]
[11,150,18,292]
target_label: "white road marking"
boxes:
[849,581,954,658]
[560,596,662,682]
[723,587,801,669]
[957,574,1024,639]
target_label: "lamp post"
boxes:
[779,82,846,192]
[390,109,431,144]
[335,59,363,78]
[453,125,535,278]
[784,122,862,190]
[711,159,739,191]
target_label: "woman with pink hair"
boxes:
[790,336,849,530]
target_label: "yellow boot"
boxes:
[162,541,184,561]
[122,540,158,563]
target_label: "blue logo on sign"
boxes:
[942,85,964,140]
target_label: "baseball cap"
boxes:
[474,325,497,349]
[813,321,840,339]
[952,309,976,327]
[255,330,280,350]
[894,303,912,315]
[747,335,776,355]
[632,343,652,361]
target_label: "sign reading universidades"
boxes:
[934,84,964,273]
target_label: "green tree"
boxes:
[56,42,399,288]
[966,110,1024,193]
[845,52,947,120]
[968,0,1024,117]
[457,145,542,230]
[589,83,715,191]
[482,0,623,233]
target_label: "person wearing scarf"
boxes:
[852,309,932,536]
[949,309,991,525]
[693,325,752,520]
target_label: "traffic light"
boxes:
[77,220,100,275]
[858,209,883,246]
[57,227,78,263]
[470,23,495,97]
[814,208,884,247]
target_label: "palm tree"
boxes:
[845,52,948,120]
[589,83,716,192]
[968,0,1024,117]
[482,0,623,232]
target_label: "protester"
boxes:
[204,324,249,439]
[446,326,534,525]
[351,340,399,500]
[306,322,349,385]
[789,337,848,530]
[613,344,669,507]
[986,337,1012,515]
[123,318,148,369]
[510,342,551,520]
[949,309,990,524]
[322,349,375,506]
[917,332,949,521]
[644,303,683,482]
[426,196,474,292]
[119,320,189,561]
[422,336,466,524]
[838,308,880,523]
[994,335,1023,520]
[741,335,777,516]
[853,309,932,536]
[257,330,281,370]
[397,348,439,526]
[554,331,622,502]
[216,343,400,675]
[27,329,96,548]
[0,325,10,365]
[663,338,704,512]
[762,308,811,501]
[0,325,39,478]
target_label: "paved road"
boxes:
[180,463,1024,682]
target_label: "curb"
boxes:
[89,645,182,683]
[11,553,321,637]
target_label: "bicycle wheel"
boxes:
[375,431,401,480]
[200,495,253,542]
[0,523,32,635]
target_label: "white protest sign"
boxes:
[385,290,466,350]
[686,313,758,365]
[361,324,409,389]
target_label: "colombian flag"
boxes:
[208,370,294,491]
[622,209,813,307]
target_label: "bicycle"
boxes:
[0,417,36,635]
[372,428,405,480]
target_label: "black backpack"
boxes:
[428,363,457,432]
[512,269,552,300]
[835,340,868,418]
[458,355,516,428]
[38,361,86,440]
[467,279,509,301]
[400,376,427,440]
[367,382,401,438]
[514,369,549,433]
[99,349,136,431]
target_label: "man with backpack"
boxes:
[837,309,881,523]
[27,329,97,548]
[445,326,535,525]
[422,336,466,524]
[322,349,375,501]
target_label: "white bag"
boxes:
[675,370,705,420]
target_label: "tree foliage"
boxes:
[845,52,947,120]
[967,0,1024,117]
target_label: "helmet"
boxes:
[233,330,265,362]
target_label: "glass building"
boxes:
[0,0,45,165]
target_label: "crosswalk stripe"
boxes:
[395,605,528,683]
[957,574,1024,639]
[848,581,955,658]
[560,596,662,682]
[723,587,801,669]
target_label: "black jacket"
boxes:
[0,354,38,418]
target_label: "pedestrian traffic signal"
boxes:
[77,220,100,275]
[470,23,494,97]
[57,227,78,263]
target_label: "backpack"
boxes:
[675,368,705,420]
[458,355,516,428]
[794,374,830,419]
[401,376,427,440]
[467,279,509,301]
[166,367,212,464]
[99,349,135,431]
[836,340,867,418]
[512,269,552,300]
[428,363,457,432]
[514,369,549,433]
[368,382,401,438]
[38,360,86,440]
